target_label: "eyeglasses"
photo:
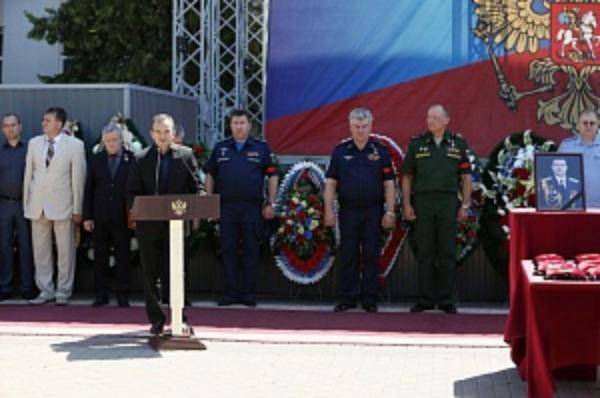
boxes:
[582,121,597,126]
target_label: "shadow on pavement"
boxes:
[50,331,162,361]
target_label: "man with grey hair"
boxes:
[324,108,396,313]
[558,109,600,208]
[83,123,134,307]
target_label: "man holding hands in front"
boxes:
[402,104,471,314]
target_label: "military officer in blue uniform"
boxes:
[205,109,278,307]
[402,104,472,314]
[324,108,396,313]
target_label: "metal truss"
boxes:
[172,0,268,147]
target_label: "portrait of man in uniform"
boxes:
[535,153,585,211]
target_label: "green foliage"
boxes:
[26,0,172,89]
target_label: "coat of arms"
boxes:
[171,199,187,216]
[473,0,600,130]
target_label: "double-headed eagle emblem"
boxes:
[473,0,600,130]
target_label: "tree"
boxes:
[26,0,172,90]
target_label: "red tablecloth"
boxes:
[504,209,600,398]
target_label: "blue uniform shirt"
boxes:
[0,141,27,199]
[204,137,277,203]
[558,133,600,208]
[326,139,394,209]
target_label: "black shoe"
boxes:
[438,304,458,314]
[410,304,435,313]
[333,302,357,312]
[21,291,37,301]
[117,295,130,308]
[217,297,238,306]
[91,295,109,307]
[0,292,11,301]
[150,319,165,335]
[362,302,378,313]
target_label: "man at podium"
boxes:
[127,113,199,335]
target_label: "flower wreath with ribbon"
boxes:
[480,130,556,275]
[271,161,336,284]
[456,147,485,265]
[369,134,409,283]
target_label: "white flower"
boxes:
[286,219,293,225]
[309,220,319,231]
[497,209,506,216]
[297,225,304,234]
[130,141,143,154]
[502,225,510,235]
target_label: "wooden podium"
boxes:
[131,193,219,350]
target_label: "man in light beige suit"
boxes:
[24,107,86,305]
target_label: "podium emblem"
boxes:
[171,199,188,216]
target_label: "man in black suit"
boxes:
[127,113,199,335]
[83,123,133,307]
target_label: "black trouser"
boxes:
[93,221,130,296]
[139,236,169,325]
[219,202,262,302]
[139,235,188,326]
[338,206,383,305]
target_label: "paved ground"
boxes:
[0,299,598,397]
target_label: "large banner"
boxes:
[265,0,599,156]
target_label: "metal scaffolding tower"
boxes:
[172,0,268,147]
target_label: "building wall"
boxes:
[1,0,64,84]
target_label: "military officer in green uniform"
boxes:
[402,104,472,314]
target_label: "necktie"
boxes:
[108,155,119,179]
[46,138,55,168]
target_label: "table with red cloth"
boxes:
[504,208,600,398]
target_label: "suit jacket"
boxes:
[126,144,199,238]
[23,133,86,220]
[83,149,133,225]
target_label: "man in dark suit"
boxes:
[83,123,133,307]
[127,113,199,335]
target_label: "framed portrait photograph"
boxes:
[534,153,585,211]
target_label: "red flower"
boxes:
[512,167,530,180]
[513,183,526,197]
